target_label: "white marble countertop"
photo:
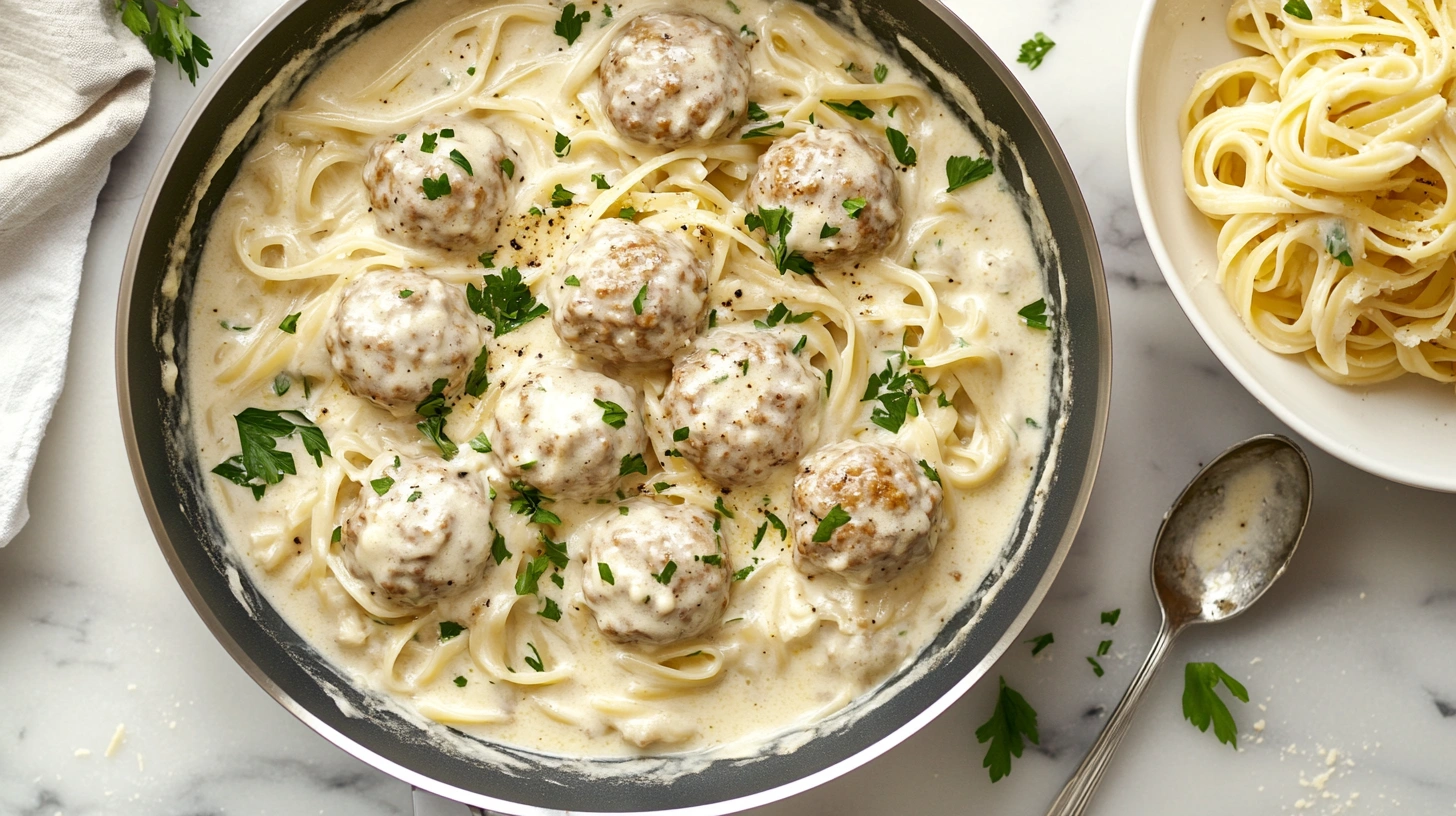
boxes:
[4,0,1455,813]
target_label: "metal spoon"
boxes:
[1045,434,1312,816]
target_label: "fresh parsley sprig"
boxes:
[1017,32,1055,70]
[468,266,548,335]
[885,127,917,166]
[553,3,590,44]
[415,378,458,460]
[745,206,816,276]
[946,155,995,192]
[861,353,922,433]
[211,408,330,500]
[116,0,212,84]
[823,100,875,120]
[975,676,1040,782]
[754,302,814,329]
[510,480,561,525]
[1182,662,1249,748]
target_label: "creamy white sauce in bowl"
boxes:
[119,0,1108,809]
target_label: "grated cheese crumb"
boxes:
[105,724,126,758]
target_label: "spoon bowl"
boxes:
[1153,436,1312,626]
[1046,434,1312,816]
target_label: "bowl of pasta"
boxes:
[1130,0,1456,491]
[118,0,1109,811]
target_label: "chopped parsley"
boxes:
[592,173,610,189]
[467,266,548,335]
[653,560,678,585]
[541,531,569,569]
[515,555,550,596]
[594,398,628,429]
[550,184,575,207]
[438,621,465,641]
[765,511,787,539]
[398,289,413,299]
[538,598,562,621]
[272,374,290,397]
[747,101,769,121]
[278,312,300,334]
[732,564,755,581]
[498,157,515,178]
[1018,298,1049,330]
[754,302,814,329]
[874,63,888,82]
[1026,632,1054,656]
[1097,639,1113,657]
[470,432,493,454]
[842,197,868,218]
[861,353,919,433]
[210,408,331,500]
[420,132,439,153]
[370,476,394,495]
[331,525,342,543]
[619,453,647,477]
[823,100,875,120]
[792,334,807,353]
[529,206,544,216]
[708,309,717,328]
[1326,221,1355,266]
[811,504,851,542]
[1016,32,1055,70]
[632,283,648,315]
[394,133,406,142]
[1026,416,1039,428]
[726,0,740,12]
[553,131,572,156]
[478,250,496,268]
[744,206,815,276]
[946,155,994,192]
[406,490,422,503]
[713,496,735,519]
[421,173,451,200]
[491,525,511,565]
[885,127,917,166]
[699,554,723,566]
[1183,662,1249,748]
[1283,0,1313,19]
[1101,608,1122,626]
[524,642,545,672]
[975,676,1039,782]
[741,121,785,140]
[510,480,561,525]
[448,149,473,176]
[415,378,458,460]
[918,459,941,484]
[752,522,768,549]
[821,223,841,238]
[564,275,580,286]
[454,675,468,687]
[617,205,637,220]
[466,66,476,76]
[598,562,615,585]
[673,426,690,442]
[553,3,590,44]
[1087,656,1105,677]
[653,481,672,493]
[464,346,489,398]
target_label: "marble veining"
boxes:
[2,0,1454,814]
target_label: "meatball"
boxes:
[325,269,483,411]
[363,116,512,250]
[553,219,708,363]
[490,365,647,500]
[791,440,943,587]
[747,128,901,265]
[599,12,749,148]
[578,499,730,644]
[340,456,495,607]
[663,331,821,487]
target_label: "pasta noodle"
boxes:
[187,0,1053,755]
[1182,0,1456,385]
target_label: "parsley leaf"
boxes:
[619,453,647,477]
[438,621,465,641]
[594,398,627,428]
[765,511,787,539]
[733,565,755,581]
[470,432,493,454]
[542,532,569,569]
[272,374,290,397]
[415,378,458,460]
[653,560,678,585]
[1088,656,1105,677]
[499,157,515,178]
[467,266,548,335]
[210,408,331,499]
[1097,639,1112,656]
[821,223,841,238]
[371,476,394,495]
[1182,662,1249,748]
[592,173,610,189]
[421,173,451,200]
[553,3,590,45]
[550,184,575,207]
[454,675,468,687]
[617,205,637,220]
[278,312,300,334]
[842,197,868,218]
[1017,32,1055,70]
[1018,298,1050,330]
[1283,0,1313,19]
[946,155,994,192]
[861,353,918,433]
[448,149,473,175]
[885,127,917,166]
[824,100,875,120]
[746,101,769,121]
[420,132,439,153]
[553,131,572,157]
[564,275,580,286]
[516,554,550,596]
[1325,221,1355,266]
[1026,632,1054,656]
[741,121,785,140]
[524,641,545,672]
[673,426,690,442]
[744,206,816,276]
[538,598,562,621]
[491,525,511,565]
[478,250,496,268]
[811,504,851,542]
[918,459,941,484]
[1101,608,1122,626]
[713,496,735,519]
[632,283,648,315]
[598,562,615,585]
[975,676,1040,782]
[464,346,489,398]
[510,480,561,525]
[874,62,888,82]
[753,302,814,329]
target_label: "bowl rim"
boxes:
[1126,0,1456,493]
[116,0,1113,811]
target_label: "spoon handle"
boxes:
[1044,614,1181,816]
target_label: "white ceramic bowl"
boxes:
[1128,0,1456,492]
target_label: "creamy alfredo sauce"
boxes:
[186,0,1055,757]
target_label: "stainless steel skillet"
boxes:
[116,0,1110,811]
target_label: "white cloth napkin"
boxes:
[0,1,155,546]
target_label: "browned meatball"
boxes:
[489,365,647,500]
[553,218,708,363]
[599,12,749,147]
[791,440,943,587]
[577,499,730,644]
[340,456,495,607]
[662,331,821,487]
[747,128,901,265]
[363,116,512,250]
[324,269,483,411]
